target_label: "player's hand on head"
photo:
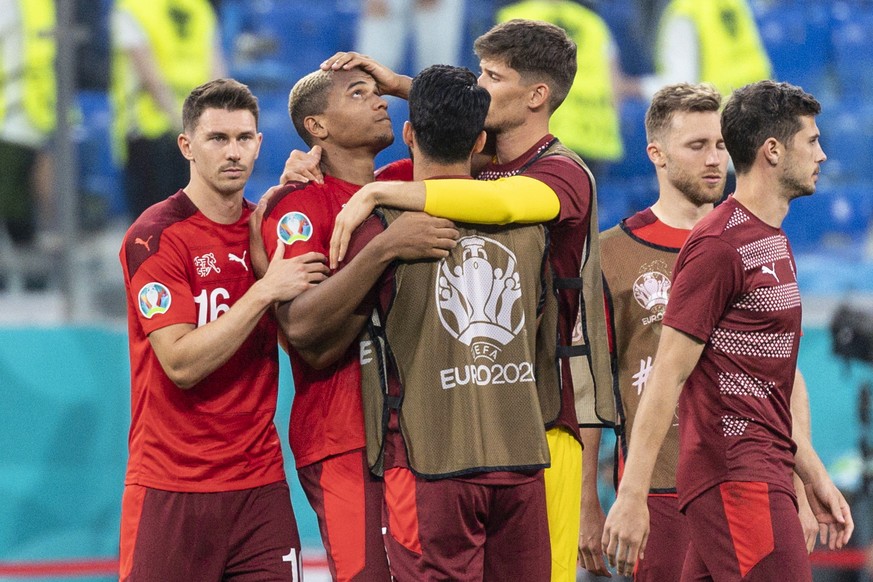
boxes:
[280,146,323,185]
[329,183,381,269]
[579,503,611,576]
[381,212,458,262]
[805,479,854,550]
[601,494,649,577]
[261,241,329,302]
[320,51,409,98]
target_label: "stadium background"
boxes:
[2,0,873,580]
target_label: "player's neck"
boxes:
[319,145,376,186]
[183,179,244,225]
[412,157,471,181]
[492,117,550,164]
[733,173,791,228]
[651,187,714,230]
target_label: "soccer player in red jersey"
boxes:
[304,21,613,580]
[602,81,854,580]
[255,66,460,582]
[118,79,329,581]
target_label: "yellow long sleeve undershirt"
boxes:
[423,175,560,224]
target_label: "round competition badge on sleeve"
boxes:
[277,211,313,245]
[138,282,172,319]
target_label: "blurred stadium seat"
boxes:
[76,90,125,220]
[831,1,873,99]
[600,97,651,181]
[818,105,873,181]
[226,1,359,89]
[756,1,833,99]
[782,180,873,251]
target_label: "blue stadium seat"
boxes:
[76,90,125,218]
[601,97,651,181]
[817,104,873,182]
[228,1,359,89]
[831,2,873,99]
[596,176,658,232]
[755,2,832,98]
[782,180,873,252]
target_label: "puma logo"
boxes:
[134,235,153,251]
[761,263,779,283]
[228,251,248,271]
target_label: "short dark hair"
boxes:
[474,19,576,112]
[288,69,334,147]
[182,78,259,133]
[408,65,491,164]
[645,83,723,143]
[721,80,821,174]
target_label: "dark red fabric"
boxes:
[119,482,301,581]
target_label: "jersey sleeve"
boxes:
[524,156,591,226]
[126,235,198,335]
[261,186,329,260]
[375,158,414,181]
[662,235,744,343]
[423,176,559,224]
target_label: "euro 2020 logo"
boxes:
[436,236,525,362]
[138,282,172,319]
[277,211,313,245]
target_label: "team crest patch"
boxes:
[278,211,313,245]
[138,282,172,319]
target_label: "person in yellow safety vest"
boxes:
[111,0,225,220]
[633,0,772,100]
[0,0,55,252]
[497,0,625,176]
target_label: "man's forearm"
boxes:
[281,238,391,357]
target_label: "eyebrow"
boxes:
[346,79,369,92]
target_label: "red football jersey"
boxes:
[664,196,801,509]
[260,176,367,468]
[120,190,285,492]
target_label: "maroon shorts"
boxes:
[680,481,810,582]
[382,467,550,582]
[296,448,390,582]
[635,494,689,582]
[119,480,301,582]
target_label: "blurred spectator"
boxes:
[631,0,771,100]
[356,0,465,74]
[110,0,225,220]
[496,0,627,176]
[0,0,56,250]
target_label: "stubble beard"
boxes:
[781,172,816,200]
[669,168,725,207]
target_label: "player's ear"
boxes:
[647,141,665,167]
[178,132,194,160]
[304,115,328,141]
[402,120,415,149]
[472,130,487,155]
[762,137,781,166]
[529,82,550,111]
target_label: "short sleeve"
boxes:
[663,235,744,342]
[261,188,330,261]
[126,237,197,335]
